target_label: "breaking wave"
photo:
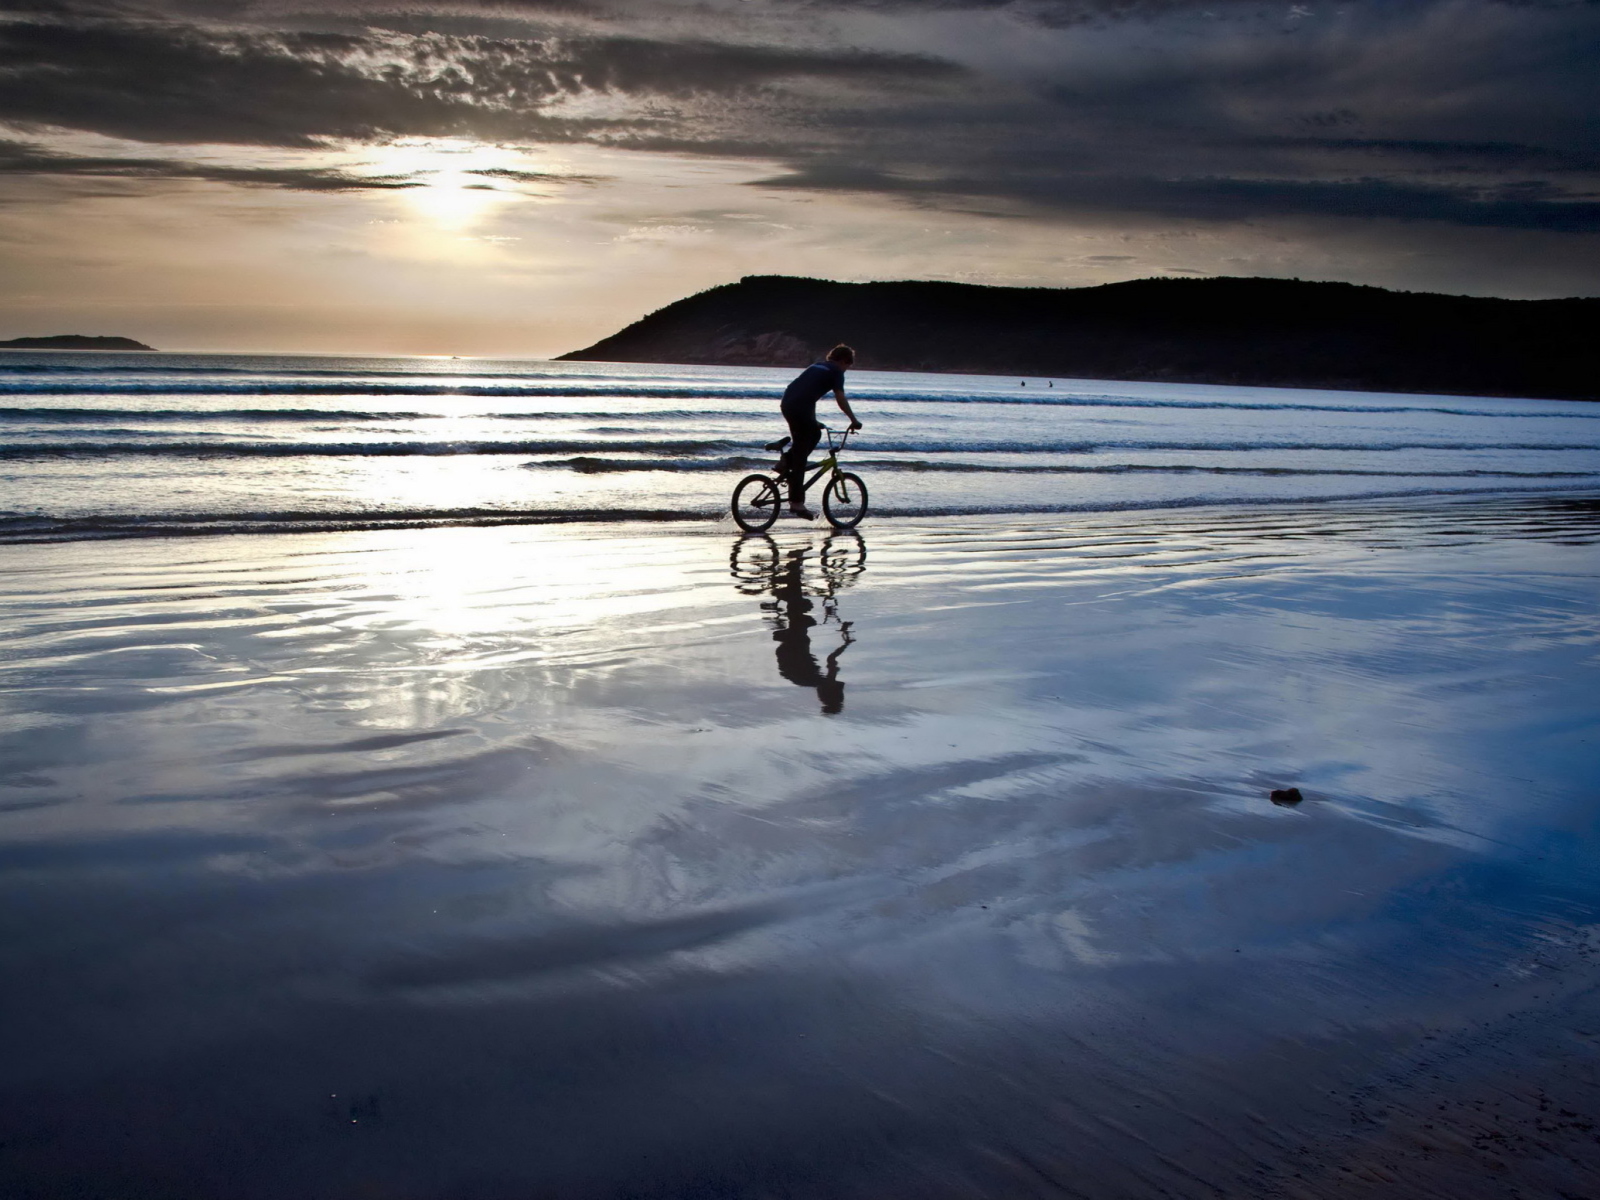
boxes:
[2,380,1597,418]
[0,406,431,423]
[6,485,1597,544]
[7,438,1597,460]
[0,439,741,458]
[545,455,1600,481]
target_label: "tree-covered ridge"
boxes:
[561,276,1598,401]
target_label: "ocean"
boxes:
[3,350,1598,540]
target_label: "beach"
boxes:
[2,489,1599,1197]
[6,0,1599,1187]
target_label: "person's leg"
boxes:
[784,416,822,513]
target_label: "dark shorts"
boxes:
[780,405,824,499]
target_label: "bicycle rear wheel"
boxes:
[822,471,868,529]
[732,474,781,532]
[730,534,779,590]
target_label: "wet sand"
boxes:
[1,495,1598,1198]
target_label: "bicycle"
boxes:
[730,425,869,532]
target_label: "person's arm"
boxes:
[833,387,861,432]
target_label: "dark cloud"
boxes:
[1150,177,1600,232]
[0,138,403,189]
[753,163,1600,232]
[0,19,504,147]
[1261,139,1600,173]
[727,1,1600,236]
[0,137,601,191]
[0,0,1597,242]
[0,14,961,147]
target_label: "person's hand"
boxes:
[848,420,862,432]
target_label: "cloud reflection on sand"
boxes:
[0,496,1598,1197]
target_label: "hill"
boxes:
[559,275,1598,400]
[0,335,155,351]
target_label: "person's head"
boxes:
[826,344,855,368]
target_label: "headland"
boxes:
[559,275,1598,401]
[0,334,155,351]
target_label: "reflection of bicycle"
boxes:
[729,535,780,594]
[731,425,869,533]
[731,531,866,600]
[729,534,865,715]
[818,531,866,584]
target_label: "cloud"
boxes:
[0,137,602,192]
[1263,139,1600,173]
[753,165,1600,232]
[728,1,1600,236]
[0,138,410,189]
[0,13,963,148]
[0,0,1596,242]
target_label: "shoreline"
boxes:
[6,484,1600,545]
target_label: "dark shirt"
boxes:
[781,361,845,422]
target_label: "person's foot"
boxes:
[788,505,815,520]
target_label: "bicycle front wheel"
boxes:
[820,531,866,580]
[732,474,781,532]
[822,471,868,529]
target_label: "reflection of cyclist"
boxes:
[771,549,853,715]
[780,344,862,520]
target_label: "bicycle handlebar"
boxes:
[820,424,859,451]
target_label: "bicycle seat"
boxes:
[764,436,791,452]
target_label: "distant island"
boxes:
[559,275,1598,401]
[0,335,155,351]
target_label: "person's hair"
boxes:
[826,344,855,365]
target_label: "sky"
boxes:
[1,0,1597,356]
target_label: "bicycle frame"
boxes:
[788,426,852,495]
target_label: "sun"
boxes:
[364,138,526,231]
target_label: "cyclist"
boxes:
[780,344,862,519]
